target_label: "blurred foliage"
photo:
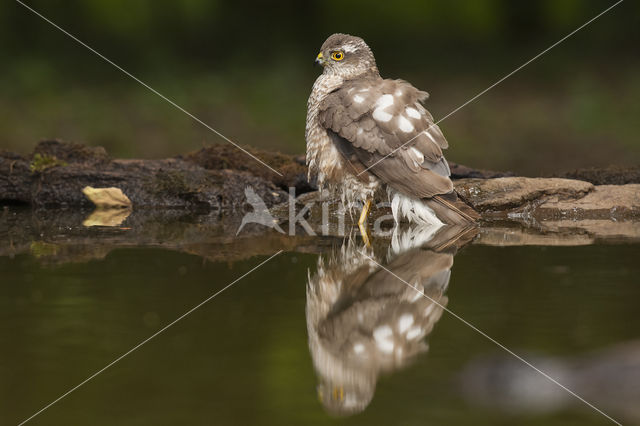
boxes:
[1,0,638,174]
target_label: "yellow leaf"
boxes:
[82,186,132,208]
[83,208,132,227]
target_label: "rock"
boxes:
[536,185,640,220]
[455,177,639,221]
[455,177,594,211]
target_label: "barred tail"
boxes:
[424,194,480,225]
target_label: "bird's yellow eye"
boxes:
[331,51,344,61]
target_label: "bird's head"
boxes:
[315,33,378,79]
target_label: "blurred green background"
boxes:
[1,0,638,175]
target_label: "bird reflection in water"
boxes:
[306,225,476,415]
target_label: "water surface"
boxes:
[1,222,639,425]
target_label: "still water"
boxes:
[1,222,639,425]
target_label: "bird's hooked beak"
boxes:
[315,52,325,66]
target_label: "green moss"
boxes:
[29,153,68,173]
[30,241,59,258]
[147,170,191,194]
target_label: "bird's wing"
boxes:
[318,77,453,198]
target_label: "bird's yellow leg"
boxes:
[358,199,371,226]
[358,221,371,247]
[358,199,372,247]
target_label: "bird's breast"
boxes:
[305,74,380,205]
[306,74,346,186]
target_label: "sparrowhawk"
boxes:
[305,33,479,228]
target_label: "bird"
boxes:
[305,33,480,229]
[306,225,476,415]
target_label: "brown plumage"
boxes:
[306,33,479,225]
[306,226,465,415]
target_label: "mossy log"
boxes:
[1,140,638,222]
[0,140,508,210]
[0,140,309,210]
